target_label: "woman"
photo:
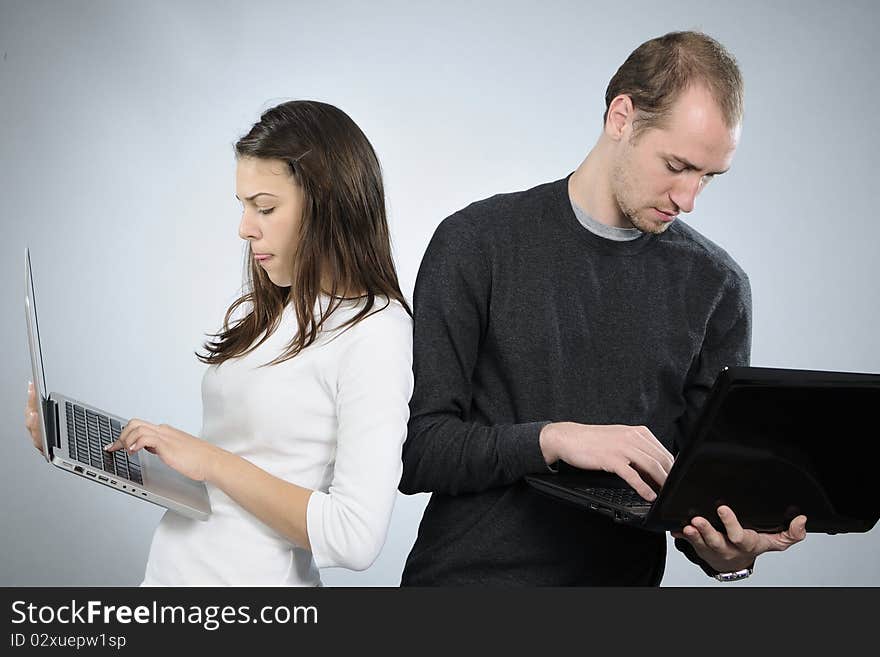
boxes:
[24,100,414,586]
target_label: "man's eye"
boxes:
[257,208,275,216]
[666,162,683,173]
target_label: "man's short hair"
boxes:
[604,31,744,139]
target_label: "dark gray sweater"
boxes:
[399,175,752,585]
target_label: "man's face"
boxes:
[610,85,740,234]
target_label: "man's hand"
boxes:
[672,505,808,574]
[539,422,674,502]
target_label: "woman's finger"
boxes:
[129,430,160,455]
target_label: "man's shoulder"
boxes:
[663,219,749,286]
[461,177,564,216]
[436,177,566,237]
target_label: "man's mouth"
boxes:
[653,208,677,222]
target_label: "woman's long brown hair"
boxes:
[198,100,411,367]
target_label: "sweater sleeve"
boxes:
[399,213,551,497]
[674,267,753,575]
[675,268,752,450]
[306,303,414,571]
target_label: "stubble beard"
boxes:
[623,204,672,235]
[610,155,672,236]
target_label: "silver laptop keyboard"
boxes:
[64,402,143,484]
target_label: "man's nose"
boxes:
[669,175,702,214]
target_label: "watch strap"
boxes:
[713,565,754,582]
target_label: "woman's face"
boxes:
[235,156,304,287]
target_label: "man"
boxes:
[399,31,807,586]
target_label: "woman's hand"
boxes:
[105,420,222,482]
[24,382,44,455]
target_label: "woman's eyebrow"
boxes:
[234,192,279,201]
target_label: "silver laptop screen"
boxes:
[24,248,52,461]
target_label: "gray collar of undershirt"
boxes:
[570,197,642,242]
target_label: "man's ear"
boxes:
[605,94,635,141]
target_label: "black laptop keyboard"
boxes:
[573,486,652,509]
[64,402,142,484]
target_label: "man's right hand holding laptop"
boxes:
[539,421,808,576]
[671,506,807,576]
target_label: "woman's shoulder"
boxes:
[344,296,412,339]
[316,294,410,340]
[332,297,412,371]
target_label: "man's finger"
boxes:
[616,465,657,502]
[784,515,808,543]
[717,506,745,545]
[628,449,668,489]
[633,426,674,471]
[682,525,707,550]
[693,517,727,552]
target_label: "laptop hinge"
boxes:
[42,397,60,451]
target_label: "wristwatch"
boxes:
[713,564,753,582]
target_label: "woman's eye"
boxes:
[666,162,683,173]
[257,208,275,216]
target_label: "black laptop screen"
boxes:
[706,383,878,522]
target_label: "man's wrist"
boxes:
[673,536,755,581]
[713,563,754,582]
[706,557,755,575]
[539,423,560,465]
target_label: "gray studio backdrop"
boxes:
[1,0,878,586]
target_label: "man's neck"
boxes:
[568,141,630,229]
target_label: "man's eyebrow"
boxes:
[669,155,729,176]
[234,192,279,201]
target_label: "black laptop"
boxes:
[525,366,880,534]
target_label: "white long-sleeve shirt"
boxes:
[141,296,413,586]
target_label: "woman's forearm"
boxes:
[206,446,314,551]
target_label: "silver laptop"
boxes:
[24,248,211,520]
